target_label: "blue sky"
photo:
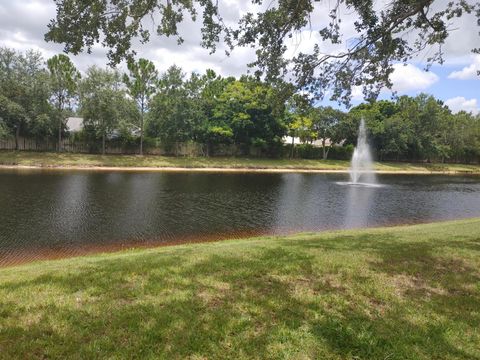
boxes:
[431,64,479,100]
[388,63,479,102]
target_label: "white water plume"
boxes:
[349,118,376,185]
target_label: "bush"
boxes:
[295,143,321,159]
[282,143,354,160]
[328,144,354,160]
[0,120,8,139]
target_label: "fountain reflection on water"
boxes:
[340,117,380,227]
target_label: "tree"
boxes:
[195,70,234,150]
[123,58,158,155]
[45,0,480,104]
[147,65,192,146]
[287,114,314,158]
[152,70,230,154]
[198,70,234,120]
[446,111,480,163]
[30,114,56,141]
[393,94,450,162]
[79,66,127,154]
[0,95,27,149]
[347,100,398,159]
[213,79,286,153]
[311,107,345,159]
[0,48,52,147]
[0,48,27,148]
[47,54,81,151]
[0,48,18,97]
[380,113,414,161]
[18,50,52,125]
[285,93,313,158]
[0,118,7,139]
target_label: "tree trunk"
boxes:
[58,112,62,152]
[102,133,106,155]
[290,136,294,158]
[140,105,144,156]
[322,139,327,159]
[15,125,20,151]
[325,144,331,159]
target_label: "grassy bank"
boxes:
[1,150,479,173]
[1,219,479,359]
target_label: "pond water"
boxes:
[1,169,480,265]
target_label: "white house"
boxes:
[283,136,333,147]
[66,117,83,133]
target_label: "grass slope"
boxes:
[1,219,479,359]
[1,150,479,172]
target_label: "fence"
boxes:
[0,137,93,153]
[0,137,254,157]
[2,137,478,163]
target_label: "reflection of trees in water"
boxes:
[271,174,309,233]
[273,174,350,233]
[2,172,480,266]
[51,173,91,238]
[135,173,283,239]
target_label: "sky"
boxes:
[0,0,479,114]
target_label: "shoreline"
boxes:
[2,217,479,268]
[1,164,479,174]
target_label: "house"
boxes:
[283,136,333,147]
[66,117,83,133]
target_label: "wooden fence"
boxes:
[0,137,94,153]
[0,137,253,157]
[3,137,477,162]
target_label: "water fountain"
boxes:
[342,118,378,227]
[349,118,377,186]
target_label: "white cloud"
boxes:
[0,0,254,76]
[444,97,480,115]
[389,63,439,93]
[342,64,438,102]
[351,86,364,101]
[0,0,477,82]
[447,56,480,80]
[437,12,479,65]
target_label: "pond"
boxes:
[1,169,480,265]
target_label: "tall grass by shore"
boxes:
[0,218,479,359]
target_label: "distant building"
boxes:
[66,117,83,132]
[283,136,333,147]
[311,138,333,147]
[283,136,304,146]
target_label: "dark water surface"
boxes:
[1,169,480,265]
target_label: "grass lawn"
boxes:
[0,218,479,359]
[0,150,479,173]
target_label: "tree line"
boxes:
[1,47,479,162]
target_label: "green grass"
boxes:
[1,150,479,172]
[1,218,479,359]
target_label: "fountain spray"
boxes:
[349,118,376,185]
